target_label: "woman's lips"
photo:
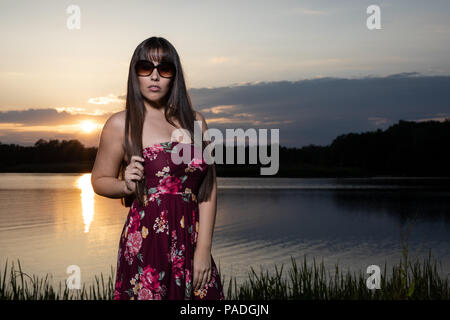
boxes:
[149,86,161,92]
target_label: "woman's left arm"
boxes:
[194,110,217,252]
[196,175,217,252]
[192,111,218,291]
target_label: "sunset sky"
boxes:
[1,0,450,148]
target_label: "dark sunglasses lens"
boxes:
[136,61,154,76]
[158,63,175,78]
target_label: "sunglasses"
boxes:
[135,60,176,78]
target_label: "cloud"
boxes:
[381,72,422,78]
[368,117,389,125]
[189,72,450,147]
[0,108,110,146]
[88,94,125,105]
[412,116,450,122]
[1,73,450,148]
[54,106,111,116]
[202,105,236,114]
[0,108,110,126]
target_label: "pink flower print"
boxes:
[137,287,153,300]
[113,289,120,300]
[157,175,181,194]
[167,229,185,287]
[168,232,187,289]
[185,268,191,284]
[124,231,142,265]
[140,265,159,290]
[138,265,167,300]
[148,192,160,203]
[172,245,185,286]
[153,209,169,235]
[143,145,164,161]
[190,158,204,170]
[168,230,177,252]
[191,210,199,245]
[167,229,178,262]
[129,212,141,233]
[184,268,192,299]
[124,207,140,238]
[185,157,206,173]
[113,278,122,300]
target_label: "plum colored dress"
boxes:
[113,141,225,300]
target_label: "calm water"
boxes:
[1,173,449,293]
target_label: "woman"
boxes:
[91,36,224,300]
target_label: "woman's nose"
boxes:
[150,69,159,80]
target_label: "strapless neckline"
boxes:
[142,140,195,152]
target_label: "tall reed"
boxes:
[1,225,448,300]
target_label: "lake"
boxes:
[0,173,449,293]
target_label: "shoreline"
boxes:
[1,162,450,178]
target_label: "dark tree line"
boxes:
[1,119,449,176]
[280,119,450,176]
[0,139,97,166]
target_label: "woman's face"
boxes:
[137,59,172,106]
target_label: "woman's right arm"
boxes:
[91,112,130,198]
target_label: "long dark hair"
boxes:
[119,36,215,208]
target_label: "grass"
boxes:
[1,226,449,300]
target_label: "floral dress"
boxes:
[113,141,225,300]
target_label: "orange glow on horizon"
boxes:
[79,120,98,133]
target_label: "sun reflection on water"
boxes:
[76,173,94,233]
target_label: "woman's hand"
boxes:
[192,246,211,292]
[123,155,145,195]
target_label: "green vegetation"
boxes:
[1,232,448,300]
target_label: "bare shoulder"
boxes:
[193,110,211,141]
[91,110,127,182]
[103,111,125,140]
[98,110,127,156]
[106,110,126,130]
[194,110,205,121]
[194,110,208,127]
